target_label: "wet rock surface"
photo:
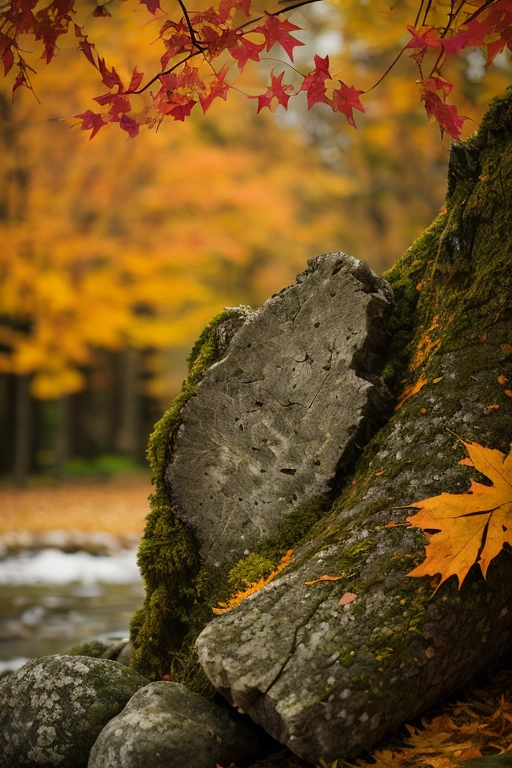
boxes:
[0,654,148,767]
[88,681,262,768]
[167,253,393,565]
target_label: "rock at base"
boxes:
[0,654,148,768]
[167,253,393,566]
[88,681,262,768]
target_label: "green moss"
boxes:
[68,640,106,658]
[130,308,250,680]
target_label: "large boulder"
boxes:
[131,253,394,678]
[195,95,512,762]
[0,654,148,767]
[166,252,393,565]
[88,681,262,768]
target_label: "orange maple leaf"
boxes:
[406,436,512,589]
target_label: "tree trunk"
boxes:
[114,347,140,459]
[13,374,31,488]
[132,92,512,763]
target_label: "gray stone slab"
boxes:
[166,253,393,565]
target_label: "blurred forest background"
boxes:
[1,0,510,487]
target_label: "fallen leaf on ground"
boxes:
[339,592,357,605]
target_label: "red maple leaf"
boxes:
[253,13,304,61]
[442,29,468,57]
[119,114,139,137]
[139,0,161,14]
[229,35,265,69]
[253,69,294,113]
[300,54,332,109]
[332,81,365,126]
[75,109,107,138]
[97,56,123,89]
[159,19,193,68]
[405,25,441,53]
[199,65,230,113]
[218,0,251,23]
[421,76,453,98]
[421,90,467,140]
[0,37,14,75]
[127,66,144,93]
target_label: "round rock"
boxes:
[88,681,261,768]
[0,654,148,768]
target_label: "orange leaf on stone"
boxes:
[304,574,344,585]
[212,550,293,615]
[406,436,512,589]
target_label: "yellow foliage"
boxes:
[1,0,509,399]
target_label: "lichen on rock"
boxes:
[0,654,148,768]
[88,681,262,768]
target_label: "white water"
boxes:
[0,548,141,586]
[0,548,143,672]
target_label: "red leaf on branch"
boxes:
[253,69,293,113]
[75,109,107,138]
[12,71,27,92]
[98,56,123,89]
[442,30,468,57]
[229,36,265,69]
[119,114,139,137]
[332,81,365,127]
[128,66,144,92]
[199,65,230,113]
[154,90,196,121]
[421,89,467,140]
[300,54,333,109]
[139,0,161,14]
[1,46,14,75]
[253,13,304,61]
[219,0,251,23]
[421,76,453,98]
[160,19,194,68]
[405,25,441,53]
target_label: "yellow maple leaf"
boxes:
[406,436,512,589]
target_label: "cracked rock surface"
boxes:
[0,654,148,768]
[166,253,393,565]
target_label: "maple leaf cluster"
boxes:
[1,0,512,139]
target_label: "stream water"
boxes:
[0,548,144,672]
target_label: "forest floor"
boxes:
[0,475,511,768]
[0,473,152,542]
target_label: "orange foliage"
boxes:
[213,549,293,614]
